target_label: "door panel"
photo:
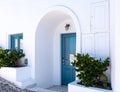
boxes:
[61,33,76,85]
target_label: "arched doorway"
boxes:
[35,6,81,88]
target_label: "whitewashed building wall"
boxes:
[0,0,120,91]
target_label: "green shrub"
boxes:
[9,49,25,67]
[0,48,11,67]
[71,53,110,89]
[0,48,25,67]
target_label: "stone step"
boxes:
[28,86,58,92]
[27,85,68,92]
[16,78,36,89]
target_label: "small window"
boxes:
[10,33,23,50]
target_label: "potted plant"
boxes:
[0,48,28,67]
[0,48,31,88]
[9,49,27,67]
[68,53,112,92]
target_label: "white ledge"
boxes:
[68,80,112,92]
[0,66,36,88]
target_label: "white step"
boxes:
[16,78,36,89]
[28,86,58,92]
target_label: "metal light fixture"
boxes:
[65,24,70,31]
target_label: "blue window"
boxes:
[10,33,23,50]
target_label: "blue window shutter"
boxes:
[10,33,23,50]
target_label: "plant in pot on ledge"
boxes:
[0,48,28,67]
[9,49,28,67]
[70,53,112,92]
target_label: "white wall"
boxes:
[110,0,120,91]
[35,0,110,88]
[81,0,110,59]
[0,0,112,89]
[35,16,54,88]
[35,9,80,88]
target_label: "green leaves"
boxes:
[71,53,110,88]
[0,48,25,67]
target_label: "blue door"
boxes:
[61,33,76,85]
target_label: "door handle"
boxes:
[62,59,65,64]
[62,57,67,64]
[62,58,68,64]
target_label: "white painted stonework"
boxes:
[0,67,35,88]
[68,81,112,92]
[0,0,120,91]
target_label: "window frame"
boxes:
[10,33,23,50]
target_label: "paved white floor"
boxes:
[47,85,68,92]
[0,76,68,92]
[28,85,68,92]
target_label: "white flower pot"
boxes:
[17,57,28,67]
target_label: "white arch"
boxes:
[35,5,82,53]
[35,5,81,88]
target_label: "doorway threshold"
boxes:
[47,85,68,92]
